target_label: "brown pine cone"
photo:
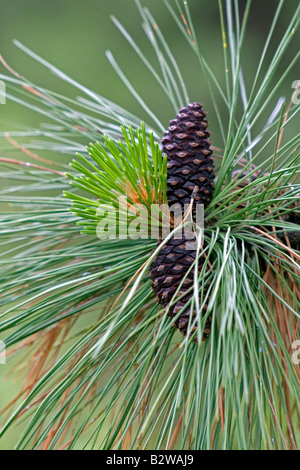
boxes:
[149,102,214,341]
[162,102,215,211]
[277,205,300,249]
[149,235,211,340]
[231,168,264,186]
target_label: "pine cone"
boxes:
[149,235,212,340]
[162,102,215,211]
[277,203,300,249]
[149,102,214,341]
[231,168,263,186]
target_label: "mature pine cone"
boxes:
[162,102,215,211]
[149,102,214,340]
[277,206,300,249]
[231,168,263,186]
[149,235,212,340]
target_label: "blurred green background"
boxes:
[0,0,299,142]
[0,0,299,449]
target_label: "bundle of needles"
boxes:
[149,102,299,342]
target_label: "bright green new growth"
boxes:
[65,123,167,236]
[0,0,299,450]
